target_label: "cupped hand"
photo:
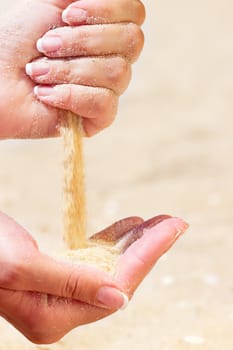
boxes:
[0,0,145,138]
[0,211,188,344]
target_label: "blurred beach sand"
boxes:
[0,0,233,349]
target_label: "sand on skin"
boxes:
[0,0,233,349]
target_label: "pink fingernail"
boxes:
[34,85,54,97]
[62,7,88,24]
[173,219,189,239]
[36,36,62,53]
[97,287,129,310]
[25,62,50,76]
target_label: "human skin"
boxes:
[0,0,189,344]
[0,0,145,138]
[0,212,188,344]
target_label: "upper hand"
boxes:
[0,211,188,344]
[0,0,145,138]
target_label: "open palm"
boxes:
[0,211,188,344]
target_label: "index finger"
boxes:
[62,0,146,26]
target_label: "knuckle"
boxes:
[58,59,73,84]
[133,0,146,25]
[32,58,73,85]
[63,269,82,299]
[96,89,118,122]
[134,250,147,268]
[126,23,144,62]
[108,57,131,94]
[0,267,14,287]
[62,85,73,108]
[0,260,22,288]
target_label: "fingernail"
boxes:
[165,219,189,244]
[25,62,50,76]
[36,36,62,53]
[62,7,88,24]
[173,219,189,239]
[97,287,129,310]
[142,217,189,245]
[34,85,55,97]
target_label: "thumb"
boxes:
[19,251,128,311]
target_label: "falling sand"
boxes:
[60,112,119,274]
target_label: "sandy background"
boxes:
[0,0,233,349]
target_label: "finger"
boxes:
[115,218,189,295]
[0,218,188,344]
[0,212,128,311]
[16,252,127,311]
[34,84,118,136]
[115,215,171,252]
[62,0,146,26]
[0,211,126,310]
[36,24,144,63]
[26,56,131,95]
[90,216,144,243]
